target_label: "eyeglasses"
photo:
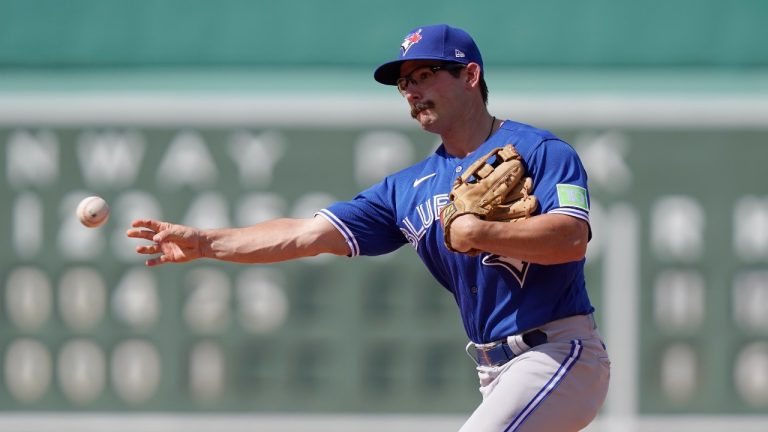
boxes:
[396,63,466,95]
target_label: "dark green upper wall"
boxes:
[1,0,766,68]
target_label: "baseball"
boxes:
[76,196,110,228]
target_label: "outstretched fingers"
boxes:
[127,219,181,241]
[127,219,170,266]
[127,219,203,266]
[152,229,174,243]
[127,219,162,239]
[126,227,156,241]
[131,218,163,230]
[135,244,161,255]
[145,255,171,267]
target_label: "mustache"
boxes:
[410,101,435,118]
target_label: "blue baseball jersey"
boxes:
[318,120,594,343]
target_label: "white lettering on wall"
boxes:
[574,130,632,194]
[112,268,159,330]
[76,130,146,189]
[184,268,231,334]
[734,342,768,407]
[734,196,768,261]
[236,268,288,334]
[58,192,106,260]
[661,343,698,402]
[5,267,52,331]
[651,196,705,262]
[6,130,58,187]
[182,192,231,229]
[156,131,218,190]
[13,192,43,258]
[188,341,225,402]
[109,190,164,263]
[290,192,337,219]
[733,271,768,332]
[227,130,285,187]
[354,131,414,188]
[236,193,287,226]
[653,270,705,331]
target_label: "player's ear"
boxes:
[465,63,482,88]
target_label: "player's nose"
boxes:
[404,88,422,104]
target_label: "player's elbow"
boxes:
[534,242,586,265]
[539,220,589,264]
[561,221,589,261]
[563,240,588,263]
[298,216,351,257]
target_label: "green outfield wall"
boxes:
[1,0,767,68]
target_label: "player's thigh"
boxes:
[516,338,610,432]
[459,338,609,432]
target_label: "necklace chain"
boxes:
[486,116,496,142]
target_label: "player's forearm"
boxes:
[201,218,347,263]
[451,214,588,264]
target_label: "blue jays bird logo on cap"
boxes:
[400,29,423,55]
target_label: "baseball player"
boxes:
[127,24,610,432]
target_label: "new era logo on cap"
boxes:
[374,24,484,85]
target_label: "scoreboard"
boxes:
[1,121,768,416]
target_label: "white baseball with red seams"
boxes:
[76,196,110,228]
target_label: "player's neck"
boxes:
[441,110,498,158]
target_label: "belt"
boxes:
[466,329,548,367]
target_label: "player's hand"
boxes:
[444,214,480,254]
[126,219,205,266]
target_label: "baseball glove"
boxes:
[439,144,538,254]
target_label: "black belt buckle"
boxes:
[474,340,514,367]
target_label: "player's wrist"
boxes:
[449,214,482,252]
[197,229,214,259]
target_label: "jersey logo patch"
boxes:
[482,254,530,287]
[556,184,589,210]
[413,173,437,187]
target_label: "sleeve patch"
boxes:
[556,184,589,210]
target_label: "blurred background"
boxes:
[1,0,767,431]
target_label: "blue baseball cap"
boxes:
[374,24,483,85]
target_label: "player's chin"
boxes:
[411,115,429,130]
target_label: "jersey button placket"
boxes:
[455,166,463,173]
[470,286,478,294]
